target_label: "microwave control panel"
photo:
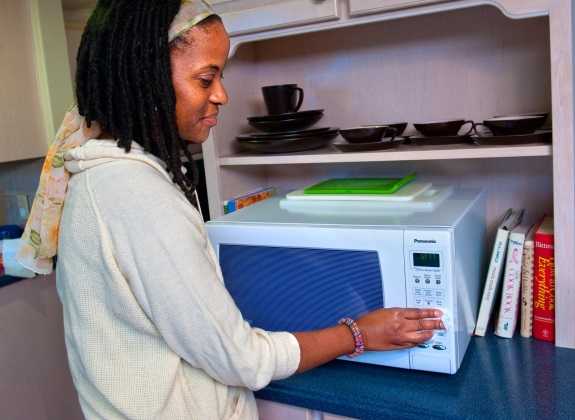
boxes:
[403,230,453,364]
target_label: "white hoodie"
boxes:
[57,139,300,420]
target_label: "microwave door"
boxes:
[207,224,410,369]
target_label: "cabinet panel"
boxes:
[0,0,46,162]
[349,0,445,16]
[256,399,309,419]
[0,0,73,163]
[211,0,339,36]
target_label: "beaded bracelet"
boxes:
[338,317,365,357]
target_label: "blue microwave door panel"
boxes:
[219,245,384,332]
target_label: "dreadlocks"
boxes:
[76,0,218,206]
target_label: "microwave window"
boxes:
[219,245,384,332]
[413,252,440,268]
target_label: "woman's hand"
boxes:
[294,307,444,373]
[356,308,444,351]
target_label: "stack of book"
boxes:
[474,210,555,342]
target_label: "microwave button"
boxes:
[435,290,443,298]
[433,344,447,351]
[414,278,421,284]
[417,343,430,349]
[415,289,423,296]
[435,299,444,307]
[424,289,433,297]
[425,279,431,284]
[435,279,442,285]
[425,300,433,306]
[415,298,423,306]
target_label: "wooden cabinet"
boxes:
[257,399,357,419]
[0,0,73,163]
[210,0,339,36]
[203,0,575,358]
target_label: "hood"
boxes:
[64,139,170,182]
[64,139,205,221]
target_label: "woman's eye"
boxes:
[199,78,213,88]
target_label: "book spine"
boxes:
[520,241,534,338]
[532,230,555,342]
[223,187,276,214]
[495,233,524,338]
[475,228,511,336]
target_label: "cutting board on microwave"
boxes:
[303,173,416,195]
[286,181,432,202]
[280,185,453,215]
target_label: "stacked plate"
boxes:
[237,110,338,154]
[247,109,324,132]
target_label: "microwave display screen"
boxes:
[413,252,440,268]
[219,245,384,332]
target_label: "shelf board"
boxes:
[219,143,552,166]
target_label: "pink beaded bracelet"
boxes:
[338,317,365,357]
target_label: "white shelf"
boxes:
[219,143,552,166]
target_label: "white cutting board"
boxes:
[280,185,453,215]
[286,182,432,202]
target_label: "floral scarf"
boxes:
[18,0,216,275]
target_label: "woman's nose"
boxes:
[210,80,229,105]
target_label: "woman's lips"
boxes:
[202,116,218,127]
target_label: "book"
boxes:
[223,187,276,214]
[475,208,524,336]
[532,215,555,342]
[520,223,537,338]
[495,223,531,338]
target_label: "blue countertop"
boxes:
[256,336,575,419]
[0,275,24,289]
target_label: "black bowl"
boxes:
[482,115,547,136]
[363,122,408,136]
[414,119,471,137]
[339,126,387,143]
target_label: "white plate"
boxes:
[280,186,453,215]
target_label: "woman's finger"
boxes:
[401,330,434,344]
[404,318,445,332]
[402,308,442,320]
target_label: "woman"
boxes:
[18,1,444,419]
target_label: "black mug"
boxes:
[262,84,304,115]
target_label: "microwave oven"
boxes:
[206,189,486,374]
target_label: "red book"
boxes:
[532,216,555,342]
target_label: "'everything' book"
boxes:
[532,216,555,342]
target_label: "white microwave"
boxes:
[206,189,486,374]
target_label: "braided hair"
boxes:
[76,0,220,206]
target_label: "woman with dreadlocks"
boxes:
[17,1,444,419]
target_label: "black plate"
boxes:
[238,131,338,154]
[409,135,474,146]
[473,130,552,146]
[238,129,339,144]
[333,138,399,152]
[247,109,324,122]
[237,127,333,140]
[248,113,324,132]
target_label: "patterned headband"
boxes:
[168,0,217,42]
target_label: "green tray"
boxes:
[303,173,416,195]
